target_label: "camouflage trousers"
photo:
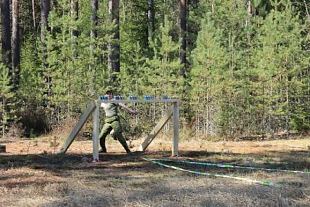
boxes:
[99,116,130,153]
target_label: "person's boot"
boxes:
[116,134,131,153]
[125,147,131,154]
[99,146,107,153]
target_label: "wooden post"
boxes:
[59,101,96,154]
[92,101,100,161]
[139,109,173,151]
[172,101,179,156]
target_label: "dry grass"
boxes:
[0,136,309,207]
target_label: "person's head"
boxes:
[105,87,113,99]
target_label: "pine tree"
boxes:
[0,63,14,137]
[254,1,310,133]
[191,16,228,136]
[147,16,182,97]
[0,0,309,137]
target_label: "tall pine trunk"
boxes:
[40,0,50,44]
[108,0,120,85]
[1,0,11,73]
[304,0,310,21]
[32,0,36,28]
[72,0,79,33]
[179,0,187,77]
[71,0,79,49]
[89,0,98,94]
[147,0,155,41]
[71,0,79,22]
[12,0,20,90]
[40,0,51,105]
[179,0,192,124]
[91,0,98,39]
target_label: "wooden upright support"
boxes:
[139,108,173,152]
[172,101,179,156]
[92,102,100,161]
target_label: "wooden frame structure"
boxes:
[60,97,180,162]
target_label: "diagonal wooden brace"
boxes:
[59,101,96,154]
[139,108,173,151]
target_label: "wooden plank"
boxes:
[100,99,179,104]
[59,101,96,154]
[139,108,173,151]
[172,101,179,156]
[92,103,100,161]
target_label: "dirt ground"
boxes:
[0,136,309,207]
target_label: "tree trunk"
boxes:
[179,0,187,77]
[246,0,252,26]
[179,0,192,124]
[12,0,20,90]
[40,0,50,43]
[147,0,155,41]
[89,0,98,94]
[91,0,98,38]
[71,0,79,41]
[304,0,310,22]
[32,0,36,28]
[1,0,11,73]
[71,0,79,21]
[40,0,51,104]
[108,0,120,84]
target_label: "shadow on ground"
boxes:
[0,149,309,175]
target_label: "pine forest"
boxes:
[0,0,309,140]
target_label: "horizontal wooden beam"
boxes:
[99,99,179,104]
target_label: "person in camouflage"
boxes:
[99,88,137,153]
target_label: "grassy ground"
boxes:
[0,136,309,207]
